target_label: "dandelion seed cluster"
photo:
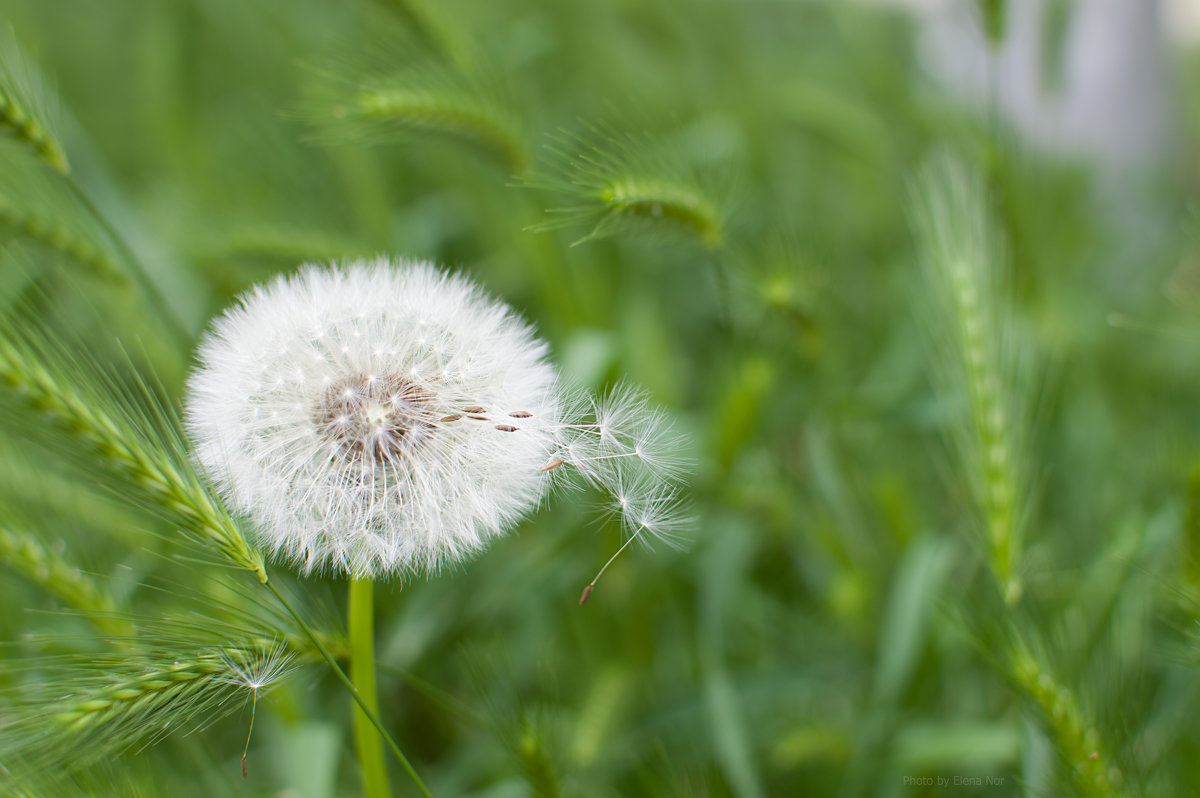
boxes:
[186,258,685,579]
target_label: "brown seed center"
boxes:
[313,374,434,462]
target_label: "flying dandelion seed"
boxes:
[186,258,689,587]
[216,644,298,779]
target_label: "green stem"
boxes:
[263,580,432,798]
[64,177,193,351]
[350,577,392,798]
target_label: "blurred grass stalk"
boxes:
[910,155,1025,605]
[0,26,68,174]
[911,156,1128,796]
[0,520,128,636]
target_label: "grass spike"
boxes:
[0,328,266,582]
[308,45,528,175]
[0,521,129,636]
[0,27,68,174]
[525,125,725,249]
[0,192,123,282]
[910,155,1028,604]
[1009,643,1127,797]
[353,84,527,172]
[1,640,295,789]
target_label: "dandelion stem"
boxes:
[264,580,431,798]
[350,576,392,798]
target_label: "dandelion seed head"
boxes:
[186,259,561,578]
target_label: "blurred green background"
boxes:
[2,0,1200,796]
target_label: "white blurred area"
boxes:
[1165,0,1200,46]
[873,0,1199,45]
[865,0,1198,167]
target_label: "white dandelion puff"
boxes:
[185,257,689,592]
[187,259,560,578]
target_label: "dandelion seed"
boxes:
[579,480,692,603]
[216,644,298,780]
[216,644,298,692]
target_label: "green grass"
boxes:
[0,1,1197,796]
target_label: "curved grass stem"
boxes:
[63,177,193,351]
